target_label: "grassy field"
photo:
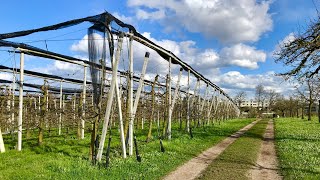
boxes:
[198,119,268,180]
[0,118,254,180]
[275,117,320,179]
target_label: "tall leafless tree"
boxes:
[234,91,247,108]
[265,89,280,112]
[255,84,266,111]
[275,17,320,80]
[295,77,320,121]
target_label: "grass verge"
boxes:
[275,117,320,179]
[0,118,253,180]
[198,119,268,180]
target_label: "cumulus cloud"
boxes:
[68,32,274,96]
[0,73,12,81]
[127,0,273,44]
[220,43,266,69]
[113,12,136,25]
[70,32,266,75]
[272,32,295,57]
[212,71,295,97]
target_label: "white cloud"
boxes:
[70,32,266,77]
[273,32,295,57]
[212,71,295,98]
[113,12,135,25]
[220,43,266,69]
[0,73,12,81]
[136,9,165,20]
[128,0,273,44]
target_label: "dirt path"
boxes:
[163,119,260,180]
[248,119,282,180]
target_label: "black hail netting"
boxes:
[88,25,107,106]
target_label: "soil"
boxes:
[163,119,260,180]
[247,119,282,180]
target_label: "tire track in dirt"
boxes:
[247,119,282,180]
[163,119,260,180]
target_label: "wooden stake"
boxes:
[97,34,124,161]
[17,52,24,151]
[0,128,5,153]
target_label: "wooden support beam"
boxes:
[17,52,24,151]
[97,34,124,161]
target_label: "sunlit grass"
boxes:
[275,117,320,179]
[0,118,254,179]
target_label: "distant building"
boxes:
[240,100,269,108]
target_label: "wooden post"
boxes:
[11,74,15,134]
[17,52,24,151]
[114,68,127,158]
[97,34,124,161]
[167,58,172,139]
[199,84,208,125]
[0,128,5,153]
[130,52,150,154]
[146,75,159,142]
[81,66,86,139]
[186,70,190,132]
[168,68,183,139]
[6,93,11,133]
[58,80,62,135]
[318,99,320,123]
[127,33,134,155]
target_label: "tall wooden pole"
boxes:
[58,80,62,135]
[81,66,86,139]
[186,70,190,132]
[11,74,15,134]
[0,128,5,153]
[131,52,150,154]
[17,52,24,151]
[167,58,172,139]
[97,34,124,161]
[127,33,134,155]
[318,99,320,123]
[168,68,183,139]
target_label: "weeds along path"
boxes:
[163,119,260,180]
[248,119,282,180]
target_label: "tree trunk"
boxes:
[146,75,158,142]
[308,102,312,121]
[318,100,320,123]
[38,84,47,146]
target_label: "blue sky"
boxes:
[0,0,318,98]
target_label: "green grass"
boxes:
[275,117,320,179]
[198,119,268,180]
[0,118,254,180]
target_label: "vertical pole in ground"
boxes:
[81,66,86,139]
[46,83,49,129]
[6,93,11,133]
[186,70,190,132]
[17,52,24,151]
[97,34,123,161]
[115,75,127,158]
[168,68,183,138]
[167,57,172,140]
[0,128,5,153]
[59,80,62,135]
[131,52,149,152]
[11,74,16,134]
[128,33,134,156]
[318,99,320,123]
